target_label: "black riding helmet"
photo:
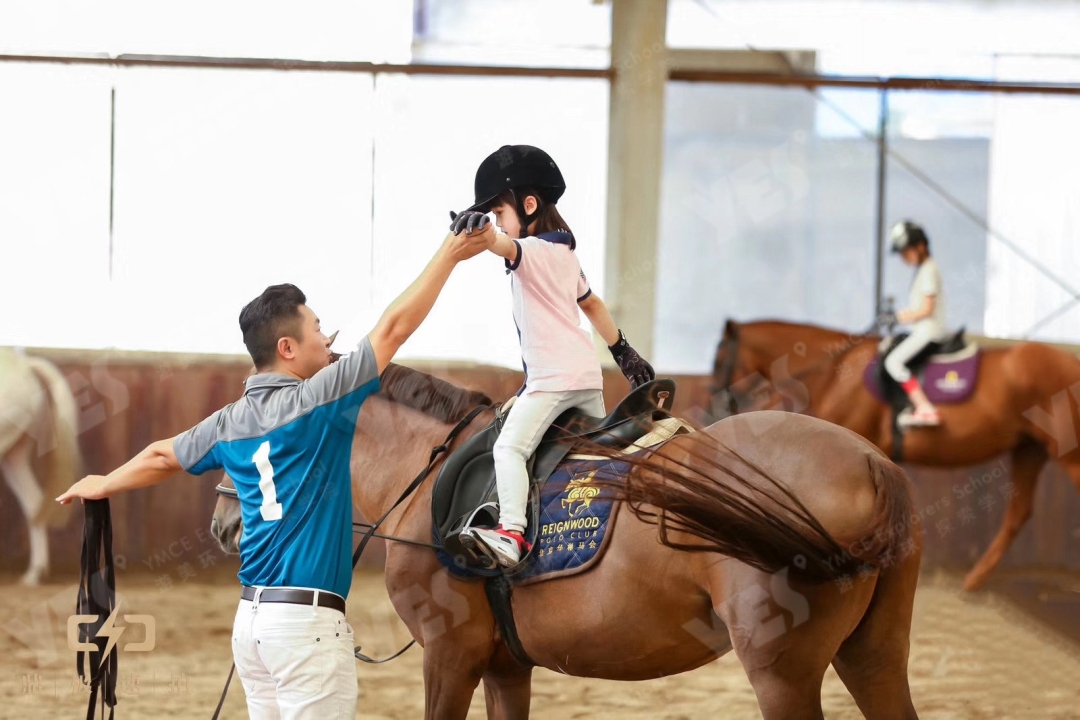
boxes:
[466,145,566,231]
[889,221,930,253]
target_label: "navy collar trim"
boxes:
[537,230,576,251]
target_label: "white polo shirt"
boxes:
[909,257,948,340]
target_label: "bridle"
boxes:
[210,403,491,718]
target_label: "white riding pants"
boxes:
[884,325,941,384]
[232,588,357,719]
[492,389,606,533]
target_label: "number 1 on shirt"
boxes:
[252,441,283,521]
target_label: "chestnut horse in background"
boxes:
[711,319,1080,591]
[0,349,79,584]
[213,364,922,720]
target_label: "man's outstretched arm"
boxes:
[368,227,493,372]
[57,438,182,504]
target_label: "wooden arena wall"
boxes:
[2,348,1078,578]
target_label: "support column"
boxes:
[873,88,889,318]
[603,0,668,360]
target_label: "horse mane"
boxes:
[378,363,493,423]
[728,319,881,374]
[739,318,879,342]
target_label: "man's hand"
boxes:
[442,223,493,263]
[57,475,110,505]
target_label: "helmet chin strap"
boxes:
[510,189,540,237]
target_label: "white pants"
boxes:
[884,325,943,384]
[232,588,357,720]
[493,388,606,533]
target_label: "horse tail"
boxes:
[589,431,914,584]
[837,453,916,566]
[26,356,80,527]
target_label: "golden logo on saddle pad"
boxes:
[935,370,968,392]
[561,470,601,517]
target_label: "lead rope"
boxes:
[211,404,490,717]
[77,499,118,720]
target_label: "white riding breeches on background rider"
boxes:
[492,389,607,534]
[232,589,357,719]
[884,325,947,384]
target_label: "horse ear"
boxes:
[723,319,740,341]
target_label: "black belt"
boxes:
[241,586,346,614]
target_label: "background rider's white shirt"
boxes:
[909,257,948,340]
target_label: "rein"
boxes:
[214,486,443,551]
[210,403,491,717]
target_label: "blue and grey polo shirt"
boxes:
[174,338,379,599]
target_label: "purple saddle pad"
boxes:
[863,345,980,405]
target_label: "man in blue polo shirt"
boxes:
[57,226,493,718]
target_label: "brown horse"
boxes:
[211,364,921,720]
[711,319,1080,592]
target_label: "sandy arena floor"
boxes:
[2,568,1079,719]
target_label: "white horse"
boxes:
[0,349,80,585]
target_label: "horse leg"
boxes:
[482,665,532,720]
[963,440,1047,591]
[717,575,847,720]
[423,641,485,720]
[738,647,829,720]
[1,438,49,586]
[831,544,921,719]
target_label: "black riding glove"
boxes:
[449,210,490,235]
[608,330,655,389]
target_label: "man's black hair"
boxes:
[239,284,306,369]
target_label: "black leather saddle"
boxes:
[878,327,966,400]
[432,379,677,571]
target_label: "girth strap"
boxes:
[484,573,536,667]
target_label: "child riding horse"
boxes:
[450,144,654,567]
[886,221,950,427]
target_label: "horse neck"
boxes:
[741,323,877,404]
[349,395,484,533]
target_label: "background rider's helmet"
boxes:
[466,145,566,214]
[889,221,930,253]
